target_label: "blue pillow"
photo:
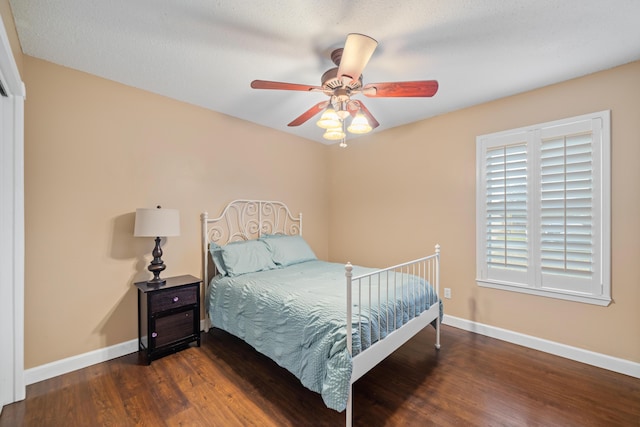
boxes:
[260,234,317,267]
[220,239,277,277]
[209,242,227,276]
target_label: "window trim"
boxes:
[476,111,611,306]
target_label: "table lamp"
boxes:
[134,206,180,285]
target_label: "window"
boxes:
[476,111,610,305]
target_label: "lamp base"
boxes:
[147,236,167,286]
[146,277,167,286]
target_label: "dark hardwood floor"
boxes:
[2,325,639,426]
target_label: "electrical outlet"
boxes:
[444,288,451,299]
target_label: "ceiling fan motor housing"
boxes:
[321,64,363,92]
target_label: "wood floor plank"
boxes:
[1,325,638,426]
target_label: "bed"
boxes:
[201,200,441,426]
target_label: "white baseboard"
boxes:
[24,323,210,386]
[24,339,138,386]
[443,314,640,379]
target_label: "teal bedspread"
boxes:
[207,260,440,412]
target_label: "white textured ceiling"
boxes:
[9,0,640,144]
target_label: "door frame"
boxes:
[0,15,25,412]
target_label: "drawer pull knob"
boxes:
[152,332,158,338]
[173,296,179,303]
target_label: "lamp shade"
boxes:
[347,112,372,134]
[316,107,341,129]
[323,126,346,140]
[134,207,180,237]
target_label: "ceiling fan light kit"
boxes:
[251,33,438,144]
[317,103,373,139]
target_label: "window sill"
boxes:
[476,279,612,307]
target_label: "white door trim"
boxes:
[0,15,25,412]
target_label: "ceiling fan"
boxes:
[250,33,439,143]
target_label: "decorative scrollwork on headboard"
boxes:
[203,200,301,246]
[201,200,303,287]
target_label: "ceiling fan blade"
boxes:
[354,101,380,129]
[287,101,329,127]
[251,80,322,92]
[337,33,378,85]
[362,80,439,97]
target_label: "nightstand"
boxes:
[135,274,201,364]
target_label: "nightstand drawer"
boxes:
[149,285,197,314]
[154,310,196,347]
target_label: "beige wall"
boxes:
[329,60,640,363]
[22,56,329,368]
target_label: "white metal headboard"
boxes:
[201,199,302,288]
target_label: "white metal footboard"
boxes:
[344,244,441,427]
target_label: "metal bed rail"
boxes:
[344,244,440,427]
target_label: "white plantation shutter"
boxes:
[540,133,593,278]
[537,119,605,297]
[485,144,528,272]
[478,131,532,286]
[477,111,610,305]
